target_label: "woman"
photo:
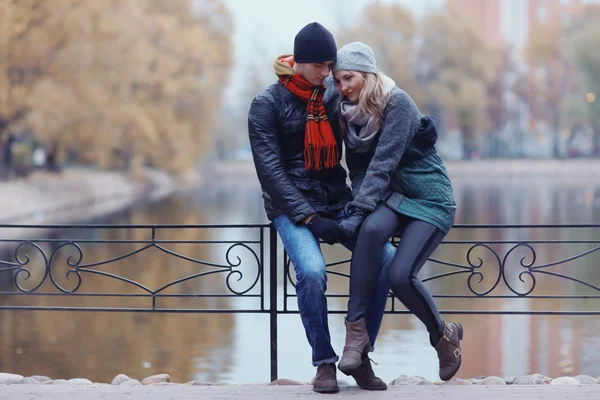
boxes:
[332,42,463,382]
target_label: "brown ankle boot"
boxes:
[313,363,339,393]
[347,353,387,391]
[434,321,464,381]
[338,318,371,374]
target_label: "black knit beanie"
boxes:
[293,22,337,63]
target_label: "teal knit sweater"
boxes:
[346,88,456,234]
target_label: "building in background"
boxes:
[444,0,599,158]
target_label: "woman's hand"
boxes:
[340,205,369,238]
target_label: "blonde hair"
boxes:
[339,71,391,135]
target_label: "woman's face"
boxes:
[333,70,364,103]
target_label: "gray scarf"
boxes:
[341,75,396,153]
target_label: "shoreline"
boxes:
[0,168,179,239]
[2,158,598,229]
[201,159,600,184]
[0,371,597,386]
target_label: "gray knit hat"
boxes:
[332,42,376,74]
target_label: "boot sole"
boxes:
[338,363,362,375]
[312,386,340,394]
[340,365,388,391]
[343,367,388,391]
[355,382,388,391]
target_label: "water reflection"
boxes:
[1,176,600,384]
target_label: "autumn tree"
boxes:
[564,5,600,154]
[417,11,498,159]
[0,0,232,175]
[485,47,529,157]
[525,18,569,157]
[216,23,276,160]
[337,2,421,104]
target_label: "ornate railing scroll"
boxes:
[0,224,268,313]
[282,224,600,315]
[2,222,600,381]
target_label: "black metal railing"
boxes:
[1,223,599,381]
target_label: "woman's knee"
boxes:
[359,216,388,245]
[388,265,413,294]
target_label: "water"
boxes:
[1,173,600,383]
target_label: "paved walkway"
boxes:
[1,384,600,399]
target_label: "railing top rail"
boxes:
[452,224,600,229]
[0,223,600,230]
[0,224,272,229]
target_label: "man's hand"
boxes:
[306,214,351,245]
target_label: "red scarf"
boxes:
[275,56,338,171]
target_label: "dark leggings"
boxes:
[347,204,445,346]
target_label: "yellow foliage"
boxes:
[337,4,499,152]
[338,2,420,103]
[0,0,233,174]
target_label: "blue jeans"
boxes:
[273,209,395,366]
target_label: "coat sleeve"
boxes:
[248,94,316,223]
[350,90,421,211]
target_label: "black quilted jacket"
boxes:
[248,78,351,223]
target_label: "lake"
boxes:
[1,171,600,384]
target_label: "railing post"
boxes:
[269,224,278,382]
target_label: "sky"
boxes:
[215,0,445,108]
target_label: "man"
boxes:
[248,22,394,393]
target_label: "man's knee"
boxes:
[295,254,327,286]
[381,243,396,271]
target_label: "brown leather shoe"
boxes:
[434,321,463,381]
[338,318,371,374]
[347,353,387,391]
[313,363,339,394]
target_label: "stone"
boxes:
[268,379,303,386]
[141,374,171,385]
[68,378,93,385]
[120,379,142,387]
[0,373,24,384]
[503,376,517,385]
[31,375,52,383]
[443,378,473,385]
[514,375,537,385]
[310,376,349,386]
[532,373,553,384]
[550,377,580,385]
[479,376,506,385]
[573,375,597,384]
[17,377,40,385]
[148,382,182,386]
[418,380,434,385]
[189,381,228,386]
[389,375,426,386]
[111,374,132,385]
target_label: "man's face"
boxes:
[295,61,334,86]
